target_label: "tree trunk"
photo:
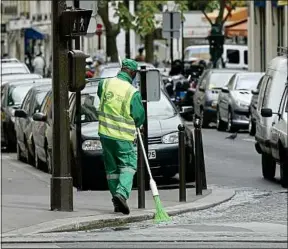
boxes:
[215,0,226,27]
[98,1,120,62]
[144,33,153,63]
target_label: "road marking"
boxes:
[242,138,256,143]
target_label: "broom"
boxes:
[136,128,171,223]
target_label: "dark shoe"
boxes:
[112,198,121,213]
[113,194,130,215]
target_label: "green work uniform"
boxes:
[97,71,145,200]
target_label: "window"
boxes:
[279,87,288,115]
[147,91,176,119]
[235,74,263,90]
[208,72,236,89]
[261,77,272,108]
[79,92,99,123]
[22,91,32,113]
[8,85,32,106]
[226,74,236,90]
[244,50,248,65]
[40,91,52,114]
[227,49,240,64]
[33,91,48,113]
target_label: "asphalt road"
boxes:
[2,128,287,248]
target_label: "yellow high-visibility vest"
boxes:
[98,77,137,141]
[278,0,288,6]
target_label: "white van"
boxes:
[184,44,248,70]
[254,55,287,181]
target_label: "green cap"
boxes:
[122,58,138,71]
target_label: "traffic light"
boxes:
[68,50,89,92]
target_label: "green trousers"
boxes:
[100,137,137,200]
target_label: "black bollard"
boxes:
[199,130,207,190]
[137,128,145,208]
[194,117,202,195]
[178,124,186,202]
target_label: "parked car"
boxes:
[193,69,242,127]
[254,56,287,182]
[1,78,50,151]
[1,62,30,75]
[14,81,52,164]
[217,72,264,132]
[67,81,195,190]
[1,58,20,63]
[31,89,53,172]
[1,74,42,93]
[249,75,265,136]
[261,84,287,188]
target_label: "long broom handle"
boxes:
[136,128,153,180]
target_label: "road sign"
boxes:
[162,11,181,39]
[60,9,92,37]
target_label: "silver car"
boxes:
[217,72,264,132]
[193,69,242,127]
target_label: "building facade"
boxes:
[248,0,288,72]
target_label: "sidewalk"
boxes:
[1,154,235,237]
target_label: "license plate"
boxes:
[148,150,156,159]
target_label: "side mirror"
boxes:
[68,50,89,92]
[251,89,259,95]
[14,109,27,118]
[221,87,229,93]
[142,69,161,102]
[261,108,273,118]
[33,112,47,122]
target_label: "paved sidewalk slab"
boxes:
[2,154,235,236]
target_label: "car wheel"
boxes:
[227,110,237,133]
[25,138,34,166]
[46,147,52,174]
[249,117,256,136]
[261,153,276,180]
[280,146,288,188]
[216,110,226,131]
[16,142,25,162]
[34,146,45,171]
[200,109,209,128]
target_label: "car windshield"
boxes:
[236,74,263,90]
[208,72,235,89]
[8,85,32,106]
[147,91,176,119]
[1,66,29,75]
[80,92,100,123]
[80,90,175,122]
[36,91,49,106]
[99,67,120,78]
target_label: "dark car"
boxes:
[67,82,195,190]
[193,69,242,127]
[1,78,50,151]
[14,81,52,164]
[249,75,264,136]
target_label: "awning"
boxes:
[202,7,247,23]
[225,20,247,37]
[24,27,45,40]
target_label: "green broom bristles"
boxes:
[153,195,172,223]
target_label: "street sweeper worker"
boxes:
[97,58,145,215]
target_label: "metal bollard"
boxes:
[137,128,145,209]
[199,130,207,190]
[194,117,202,195]
[178,124,186,202]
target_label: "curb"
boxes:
[2,189,235,240]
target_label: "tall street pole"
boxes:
[124,0,131,59]
[51,0,73,211]
[73,0,83,190]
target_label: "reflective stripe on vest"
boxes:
[98,77,137,141]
